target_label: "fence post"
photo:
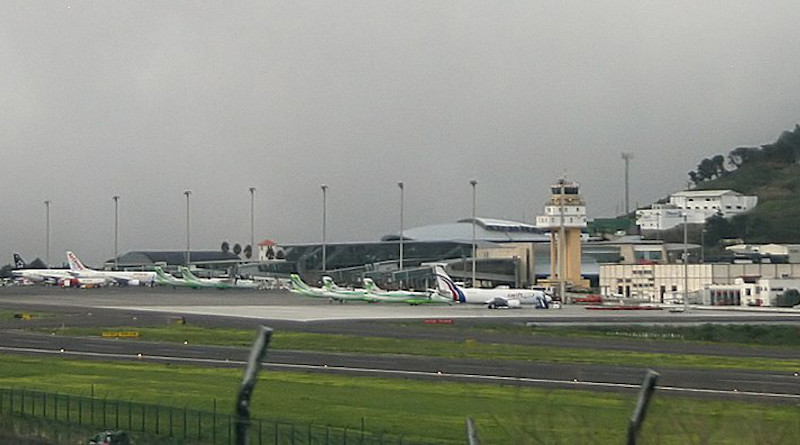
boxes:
[627,369,660,445]
[235,325,273,445]
[183,406,187,440]
[466,417,480,445]
[156,403,160,435]
[213,399,217,444]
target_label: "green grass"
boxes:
[0,353,798,444]
[29,325,800,372]
[439,323,800,348]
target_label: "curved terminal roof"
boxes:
[382,217,549,243]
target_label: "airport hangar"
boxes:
[106,217,695,291]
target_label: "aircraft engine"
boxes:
[127,279,140,286]
[507,299,522,308]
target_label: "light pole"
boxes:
[113,195,120,270]
[184,190,192,265]
[559,181,566,304]
[470,179,477,287]
[321,184,328,272]
[683,212,689,311]
[44,200,50,266]
[622,153,633,215]
[249,187,256,260]
[398,181,404,273]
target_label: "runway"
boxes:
[1,286,799,403]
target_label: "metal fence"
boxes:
[0,388,426,444]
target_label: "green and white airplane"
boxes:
[290,274,369,302]
[154,266,198,288]
[179,266,260,289]
[362,278,450,305]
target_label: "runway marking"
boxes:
[2,346,798,401]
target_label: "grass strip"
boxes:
[30,325,800,372]
[0,353,797,444]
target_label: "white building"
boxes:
[636,190,758,231]
[599,262,800,303]
[703,277,800,307]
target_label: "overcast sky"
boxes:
[2,1,799,266]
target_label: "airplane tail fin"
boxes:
[290,274,311,291]
[66,251,87,271]
[432,265,465,303]
[321,276,338,291]
[12,253,26,269]
[362,278,380,292]
[179,266,198,280]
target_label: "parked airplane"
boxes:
[290,274,367,302]
[321,276,374,301]
[11,253,72,284]
[362,278,449,305]
[433,265,551,309]
[178,266,260,289]
[67,251,156,286]
[154,266,197,288]
[289,274,331,298]
[12,253,105,287]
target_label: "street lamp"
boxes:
[321,184,328,272]
[470,179,477,287]
[113,195,120,270]
[249,187,256,260]
[398,181,404,272]
[184,190,192,265]
[44,200,50,266]
[683,212,689,311]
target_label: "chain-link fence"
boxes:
[0,388,428,444]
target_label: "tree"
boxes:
[728,146,761,168]
[243,244,252,259]
[221,241,230,253]
[711,154,726,177]
[688,171,700,186]
[696,158,718,182]
[776,289,800,308]
[233,243,242,256]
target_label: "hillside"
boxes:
[688,125,800,244]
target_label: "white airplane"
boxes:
[67,251,156,286]
[11,253,72,284]
[12,253,105,287]
[433,265,551,309]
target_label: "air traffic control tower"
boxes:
[536,178,591,290]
